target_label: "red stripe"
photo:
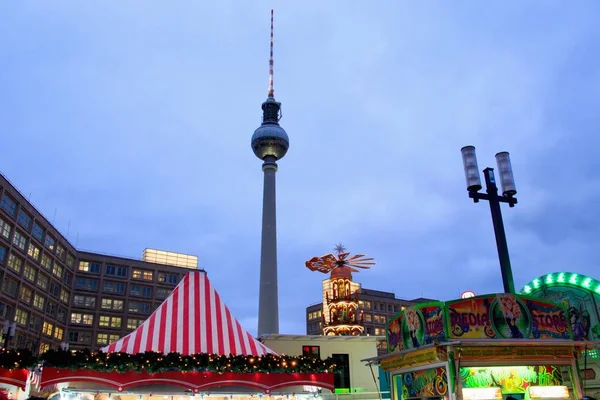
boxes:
[235,320,247,355]
[158,294,168,352]
[131,319,145,353]
[120,334,131,353]
[170,283,180,353]
[204,276,213,353]
[225,307,237,354]
[194,272,202,353]
[145,310,157,351]
[247,331,258,355]
[182,275,189,355]
[215,291,225,355]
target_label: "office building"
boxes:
[0,173,197,352]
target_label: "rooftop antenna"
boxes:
[268,9,275,99]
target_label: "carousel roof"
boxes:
[102,270,275,356]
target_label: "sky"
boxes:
[1,1,599,336]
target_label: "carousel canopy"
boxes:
[102,271,274,356]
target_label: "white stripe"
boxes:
[229,307,242,355]
[188,274,196,354]
[209,283,219,353]
[177,277,185,353]
[126,331,136,354]
[138,315,148,351]
[199,274,207,353]
[151,311,160,351]
[220,294,230,354]
[114,337,122,352]
[240,319,252,355]
[164,295,173,352]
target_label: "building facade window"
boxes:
[42,321,54,336]
[0,194,17,217]
[2,277,19,298]
[60,289,69,304]
[54,326,64,340]
[130,285,152,298]
[78,261,100,273]
[7,253,23,273]
[103,281,125,294]
[97,333,109,345]
[14,308,28,325]
[32,222,44,242]
[49,282,61,298]
[128,301,150,314]
[99,316,122,328]
[157,272,179,284]
[127,318,143,329]
[12,231,26,251]
[63,271,73,287]
[28,243,41,261]
[52,263,63,279]
[17,210,32,231]
[73,295,96,308]
[69,331,91,344]
[18,286,33,304]
[44,235,55,252]
[56,245,65,260]
[132,269,153,281]
[0,217,12,240]
[105,264,127,277]
[0,245,5,264]
[29,315,42,331]
[156,287,170,299]
[75,278,99,291]
[41,253,53,270]
[37,274,49,290]
[66,253,74,267]
[33,294,45,310]
[70,313,94,325]
[101,298,123,310]
[23,264,36,282]
[302,345,320,358]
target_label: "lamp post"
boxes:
[2,319,16,349]
[461,146,518,294]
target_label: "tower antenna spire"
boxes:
[268,9,275,98]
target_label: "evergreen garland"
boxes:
[0,349,36,369]
[30,349,339,374]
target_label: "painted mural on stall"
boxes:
[387,302,445,352]
[446,294,571,340]
[396,367,448,399]
[461,366,563,394]
[521,273,600,341]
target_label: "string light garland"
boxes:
[0,349,36,370]
[37,350,339,374]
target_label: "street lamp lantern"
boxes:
[495,151,517,197]
[461,145,518,294]
[461,145,482,192]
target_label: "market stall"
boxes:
[370,294,594,400]
[34,271,336,398]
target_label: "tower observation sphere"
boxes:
[251,98,289,160]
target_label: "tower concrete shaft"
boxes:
[257,156,279,336]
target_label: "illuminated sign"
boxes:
[387,302,445,352]
[461,366,563,394]
[461,291,476,299]
[462,388,502,400]
[527,386,569,399]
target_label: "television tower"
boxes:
[251,9,289,336]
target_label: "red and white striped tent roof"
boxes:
[102,271,275,356]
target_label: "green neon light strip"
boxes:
[520,272,600,295]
